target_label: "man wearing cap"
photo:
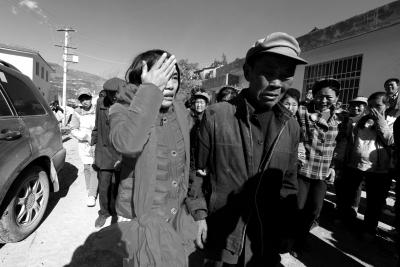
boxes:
[190,91,211,140]
[190,91,211,171]
[186,32,307,265]
[192,91,211,116]
[348,96,368,119]
[295,78,346,252]
[70,88,98,207]
[91,78,122,228]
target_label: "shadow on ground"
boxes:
[295,204,397,267]
[42,161,79,223]
[64,223,129,267]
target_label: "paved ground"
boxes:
[0,138,398,267]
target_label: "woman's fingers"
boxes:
[202,227,207,243]
[141,61,148,77]
[152,53,168,70]
[160,55,176,72]
[166,60,177,79]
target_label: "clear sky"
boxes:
[0,0,394,78]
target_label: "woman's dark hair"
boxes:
[125,49,180,90]
[368,91,389,105]
[216,86,238,102]
[282,88,300,104]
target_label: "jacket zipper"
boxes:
[238,121,253,255]
[244,120,287,256]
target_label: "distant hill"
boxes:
[49,63,106,101]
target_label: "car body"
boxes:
[0,60,66,243]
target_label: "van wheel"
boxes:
[0,166,50,243]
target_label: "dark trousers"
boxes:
[335,167,392,232]
[98,170,120,217]
[364,171,392,233]
[335,166,364,220]
[297,175,327,240]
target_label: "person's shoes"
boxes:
[290,238,311,258]
[87,196,96,207]
[95,215,108,228]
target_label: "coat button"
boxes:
[171,208,177,215]
[172,180,178,187]
[257,139,263,145]
[171,150,177,157]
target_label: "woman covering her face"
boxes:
[73,50,197,267]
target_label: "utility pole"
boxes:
[55,27,78,125]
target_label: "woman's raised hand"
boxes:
[141,53,176,91]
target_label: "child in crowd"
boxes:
[336,92,394,237]
[281,88,300,116]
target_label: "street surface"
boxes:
[0,138,397,267]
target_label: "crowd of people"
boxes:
[64,32,400,267]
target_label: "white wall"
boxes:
[293,23,400,98]
[0,51,53,103]
[0,53,33,79]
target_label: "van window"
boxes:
[1,74,46,116]
[0,90,12,116]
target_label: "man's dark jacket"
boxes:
[91,96,120,170]
[186,90,300,259]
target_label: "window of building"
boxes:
[302,54,363,105]
[2,73,46,116]
[46,71,49,82]
[0,89,13,116]
[36,62,39,76]
[41,66,44,79]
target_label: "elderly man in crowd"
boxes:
[186,32,307,266]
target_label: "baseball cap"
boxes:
[193,92,211,103]
[245,32,307,65]
[349,96,368,106]
[77,87,92,99]
[103,77,126,92]
[312,78,341,95]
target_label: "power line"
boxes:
[76,51,129,65]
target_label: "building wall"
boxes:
[293,22,400,99]
[0,52,33,79]
[31,55,53,102]
[216,58,248,89]
[0,49,53,103]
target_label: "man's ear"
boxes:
[243,63,251,82]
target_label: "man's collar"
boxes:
[241,89,292,122]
